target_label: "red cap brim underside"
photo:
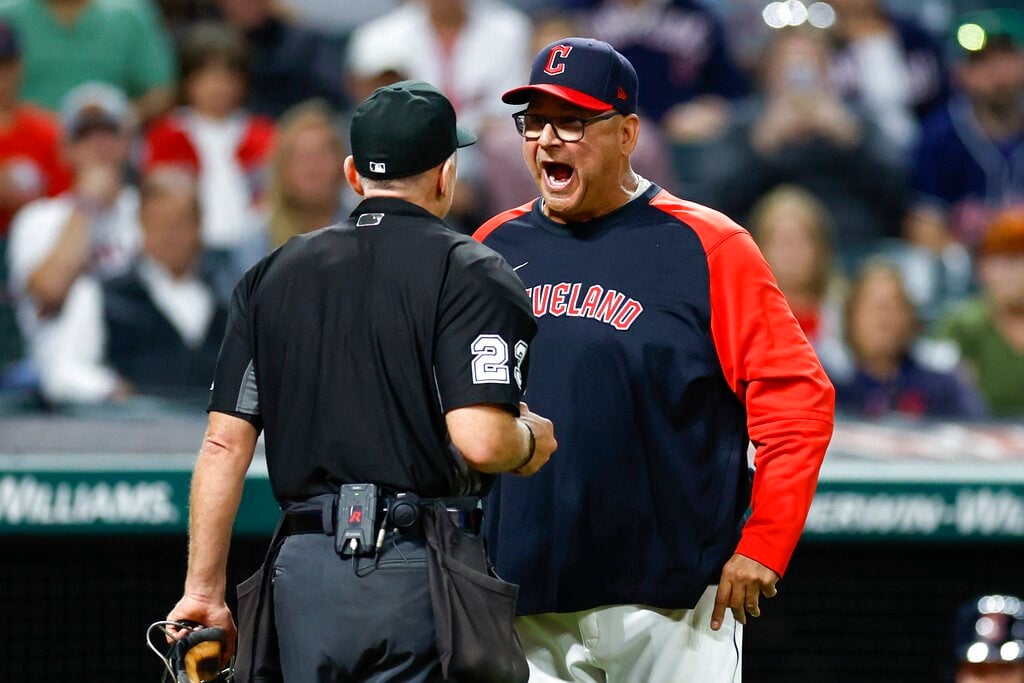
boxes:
[501,84,613,112]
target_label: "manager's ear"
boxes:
[343,156,365,196]
[621,114,640,156]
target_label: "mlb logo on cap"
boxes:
[350,80,476,180]
[502,37,639,114]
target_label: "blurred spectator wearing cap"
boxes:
[0,19,69,242]
[907,9,1024,254]
[701,27,907,251]
[143,22,274,270]
[28,167,227,404]
[345,0,531,231]
[748,185,846,374]
[8,82,139,315]
[5,81,140,395]
[951,594,1024,683]
[582,0,748,144]
[829,0,950,158]
[0,0,174,123]
[214,0,346,118]
[937,207,1024,418]
[833,259,986,420]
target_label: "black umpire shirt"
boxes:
[208,197,536,503]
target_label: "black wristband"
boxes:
[512,421,536,473]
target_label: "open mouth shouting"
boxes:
[541,160,575,192]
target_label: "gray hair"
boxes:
[358,152,456,191]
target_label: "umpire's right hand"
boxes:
[513,402,556,476]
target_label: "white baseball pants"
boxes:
[516,585,743,683]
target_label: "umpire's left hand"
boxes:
[166,594,237,666]
[711,553,780,631]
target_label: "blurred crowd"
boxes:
[950,594,1024,683]
[0,0,1022,422]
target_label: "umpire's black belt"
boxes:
[282,494,481,537]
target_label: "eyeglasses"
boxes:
[512,110,621,142]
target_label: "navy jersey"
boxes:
[475,184,834,615]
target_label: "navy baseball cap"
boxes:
[350,80,476,180]
[503,37,638,114]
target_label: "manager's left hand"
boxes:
[710,553,780,631]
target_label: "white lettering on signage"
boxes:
[0,475,179,526]
[956,489,1024,535]
[806,492,947,535]
[806,489,1024,537]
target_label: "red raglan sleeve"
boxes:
[706,229,835,576]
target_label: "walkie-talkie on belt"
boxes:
[335,483,379,557]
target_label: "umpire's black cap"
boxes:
[350,80,476,180]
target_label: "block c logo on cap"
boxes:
[543,45,573,76]
[369,161,386,173]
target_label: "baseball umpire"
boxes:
[165,80,556,682]
[474,38,835,682]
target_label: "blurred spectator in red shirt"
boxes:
[0,19,69,239]
[835,259,986,419]
[144,22,274,266]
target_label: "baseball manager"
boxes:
[475,38,835,682]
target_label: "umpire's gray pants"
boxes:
[272,529,444,682]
